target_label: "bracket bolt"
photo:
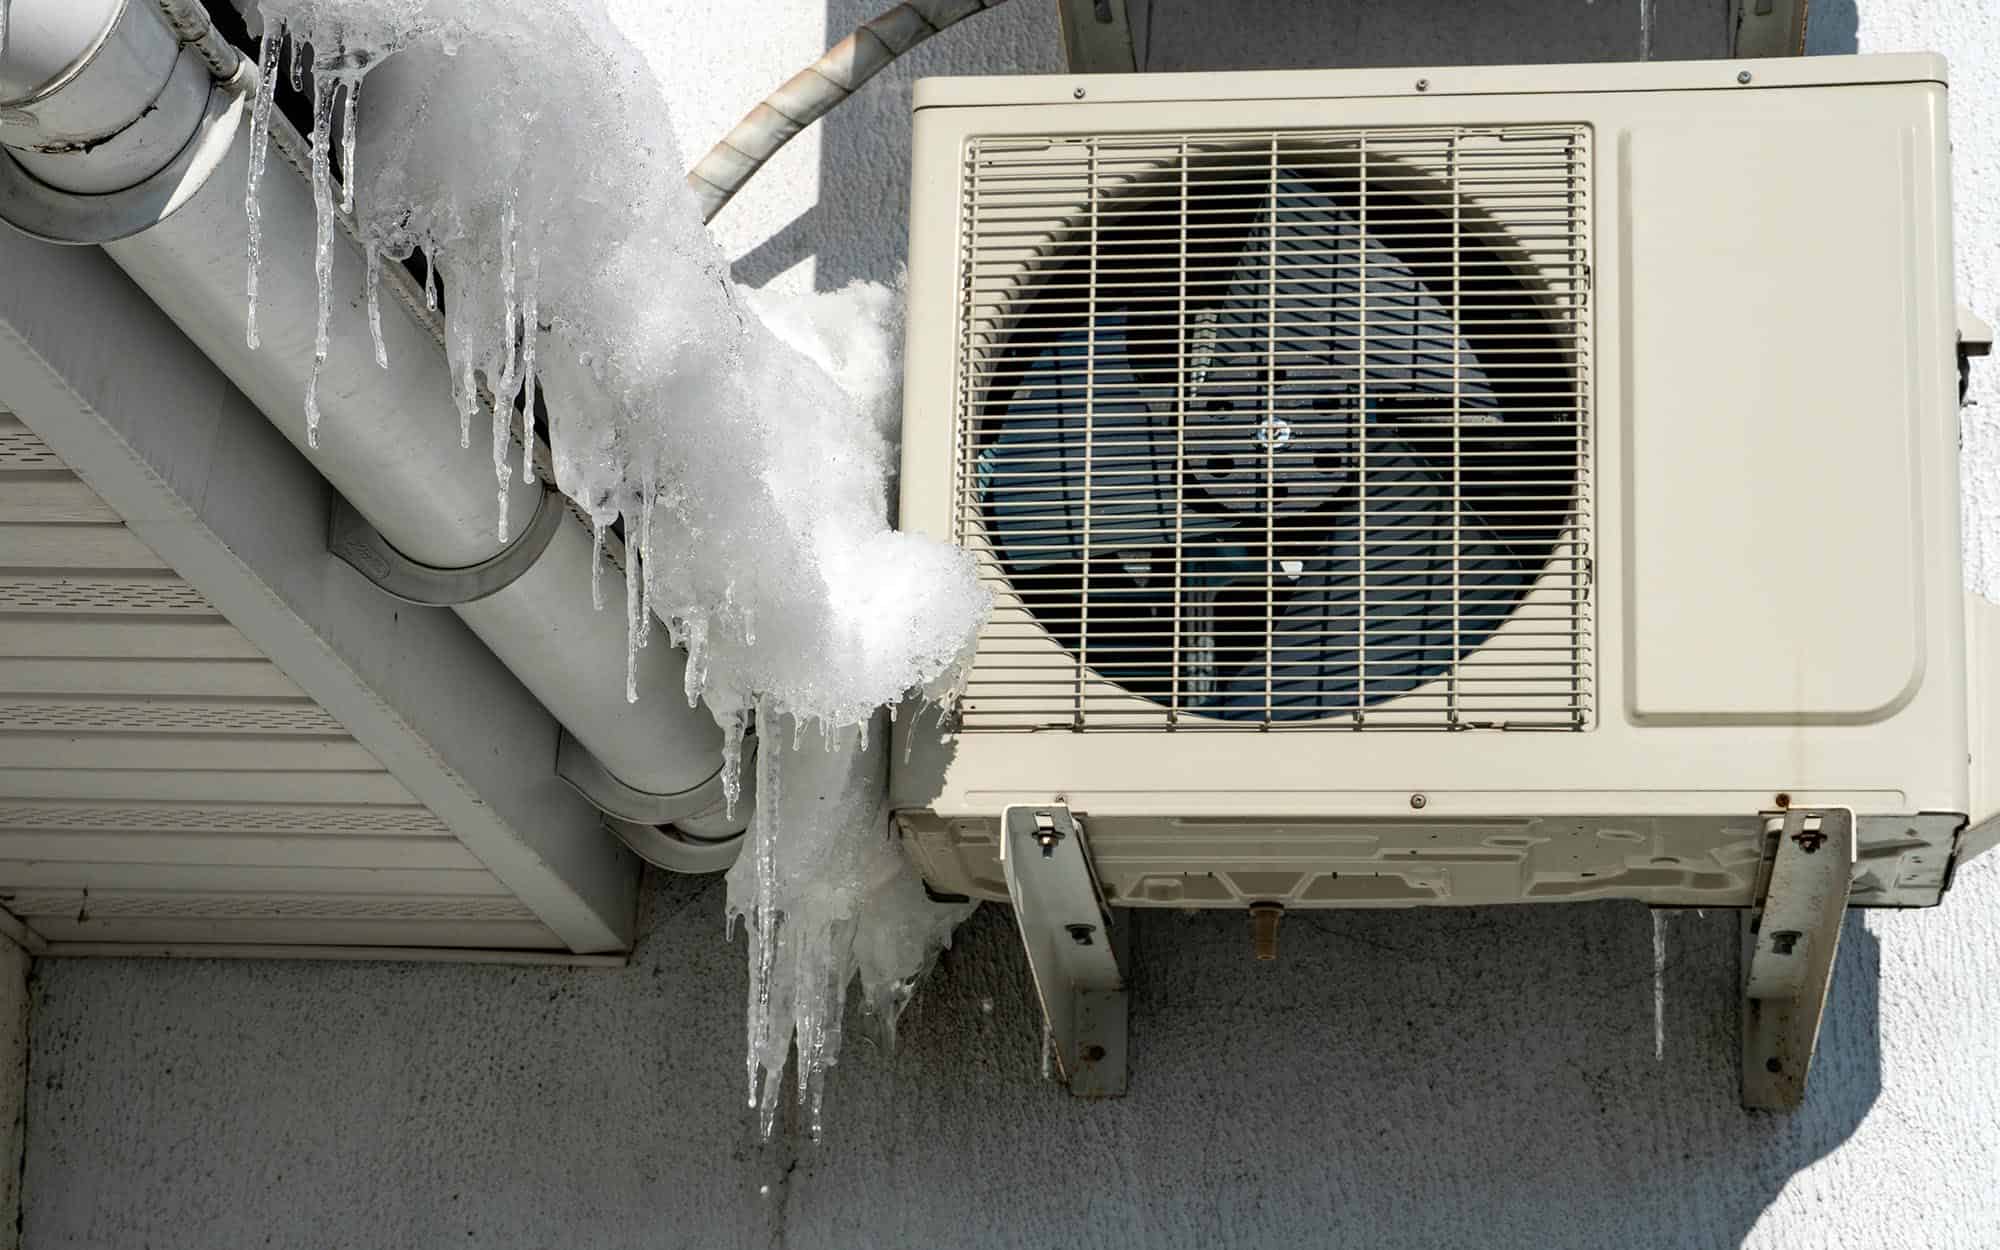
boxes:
[1065,923,1096,947]
[1738,70,1753,84]
[1409,793,1428,810]
[1073,86,1087,99]
[1415,78,1430,92]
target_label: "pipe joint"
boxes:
[0,0,253,242]
[557,730,753,871]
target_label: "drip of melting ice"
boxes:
[1651,909,1666,1060]
[246,0,987,1138]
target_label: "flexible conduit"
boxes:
[154,0,243,81]
[686,0,1021,223]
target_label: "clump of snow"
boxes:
[249,0,985,1135]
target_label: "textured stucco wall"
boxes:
[24,2,2000,1247]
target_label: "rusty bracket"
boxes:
[1730,0,1810,58]
[1741,807,1855,1110]
[1058,0,1137,73]
[1002,804,1128,1097]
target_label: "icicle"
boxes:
[1638,0,1655,60]
[288,33,306,92]
[1652,909,1666,1060]
[424,250,438,311]
[0,0,9,73]
[624,523,642,702]
[492,426,512,546]
[454,322,477,450]
[681,616,708,708]
[364,244,387,368]
[496,203,519,402]
[1040,1019,1055,1080]
[491,207,519,544]
[520,252,539,485]
[304,63,338,450]
[339,77,359,216]
[244,30,283,350]
[720,712,746,814]
[590,519,606,610]
[745,712,783,1136]
[636,488,654,649]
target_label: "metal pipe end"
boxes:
[1249,902,1283,962]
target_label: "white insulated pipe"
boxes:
[0,0,747,856]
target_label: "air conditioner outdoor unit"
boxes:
[888,54,1991,1106]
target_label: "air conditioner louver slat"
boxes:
[954,125,1593,732]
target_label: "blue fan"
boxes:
[973,156,1578,724]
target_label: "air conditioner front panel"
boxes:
[894,59,1966,884]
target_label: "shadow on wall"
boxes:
[1806,0,1861,54]
[733,0,1751,288]
[741,0,1867,289]
[23,874,1887,1250]
[790,898,1883,1250]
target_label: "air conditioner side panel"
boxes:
[1621,120,1928,725]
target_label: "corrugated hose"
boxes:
[685,0,1022,224]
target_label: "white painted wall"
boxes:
[24,2,2000,1247]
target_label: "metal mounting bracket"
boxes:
[328,485,563,607]
[1742,808,1855,1110]
[1057,0,1137,74]
[1001,804,1128,1097]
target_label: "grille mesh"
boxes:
[952,126,1593,731]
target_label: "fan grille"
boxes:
[952,125,1593,731]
